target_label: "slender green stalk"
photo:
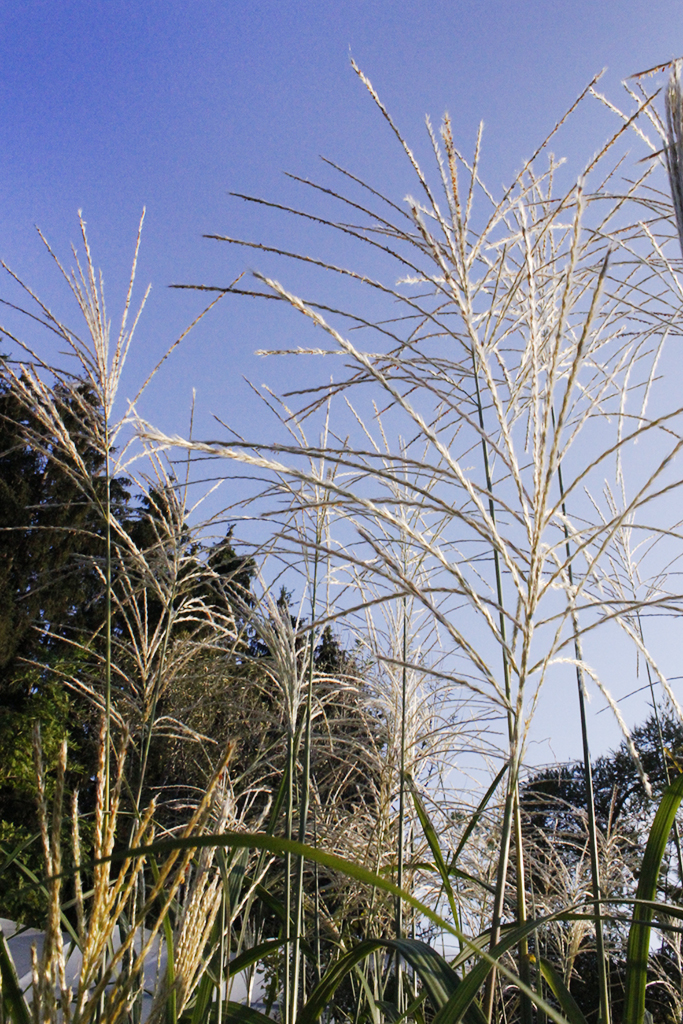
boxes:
[284,731,295,1024]
[98,417,114,1024]
[292,534,321,1020]
[225,854,233,1024]
[217,889,227,1024]
[661,63,683,889]
[104,433,112,817]
[471,360,530,1024]
[313,807,322,984]
[556,442,611,1024]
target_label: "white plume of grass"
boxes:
[141,59,683,1018]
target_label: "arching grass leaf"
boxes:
[539,958,587,1024]
[0,929,31,1024]
[624,771,683,1024]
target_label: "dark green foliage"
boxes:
[0,373,121,672]
[0,371,118,921]
[0,670,70,923]
[522,714,683,847]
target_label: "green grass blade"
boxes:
[376,999,401,1023]
[189,890,229,1024]
[539,958,587,1024]
[408,861,495,897]
[224,1002,274,1024]
[452,763,508,864]
[102,831,464,941]
[377,991,428,1024]
[374,999,401,1024]
[100,830,573,1024]
[0,836,39,880]
[431,917,561,1024]
[389,937,468,1016]
[618,897,683,921]
[299,937,483,1024]
[254,882,286,923]
[398,990,428,1024]
[189,964,217,1024]
[146,852,177,1024]
[624,771,683,1024]
[227,847,250,910]
[297,938,385,1024]
[163,911,177,1024]
[1,852,79,947]
[447,867,496,896]
[407,775,458,921]
[353,961,382,1024]
[230,939,286,975]
[450,925,515,970]
[0,929,31,1024]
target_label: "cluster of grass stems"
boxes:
[4,54,683,1024]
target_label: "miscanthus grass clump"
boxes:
[5,56,683,1024]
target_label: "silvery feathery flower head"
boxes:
[665,60,683,258]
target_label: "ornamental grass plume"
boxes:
[144,58,683,1024]
[0,215,236,814]
[24,722,238,1024]
[0,217,260,1024]
[9,54,683,1024]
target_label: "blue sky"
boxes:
[2,0,682,431]
[2,1,683,762]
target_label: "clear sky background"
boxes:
[2,0,683,765]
